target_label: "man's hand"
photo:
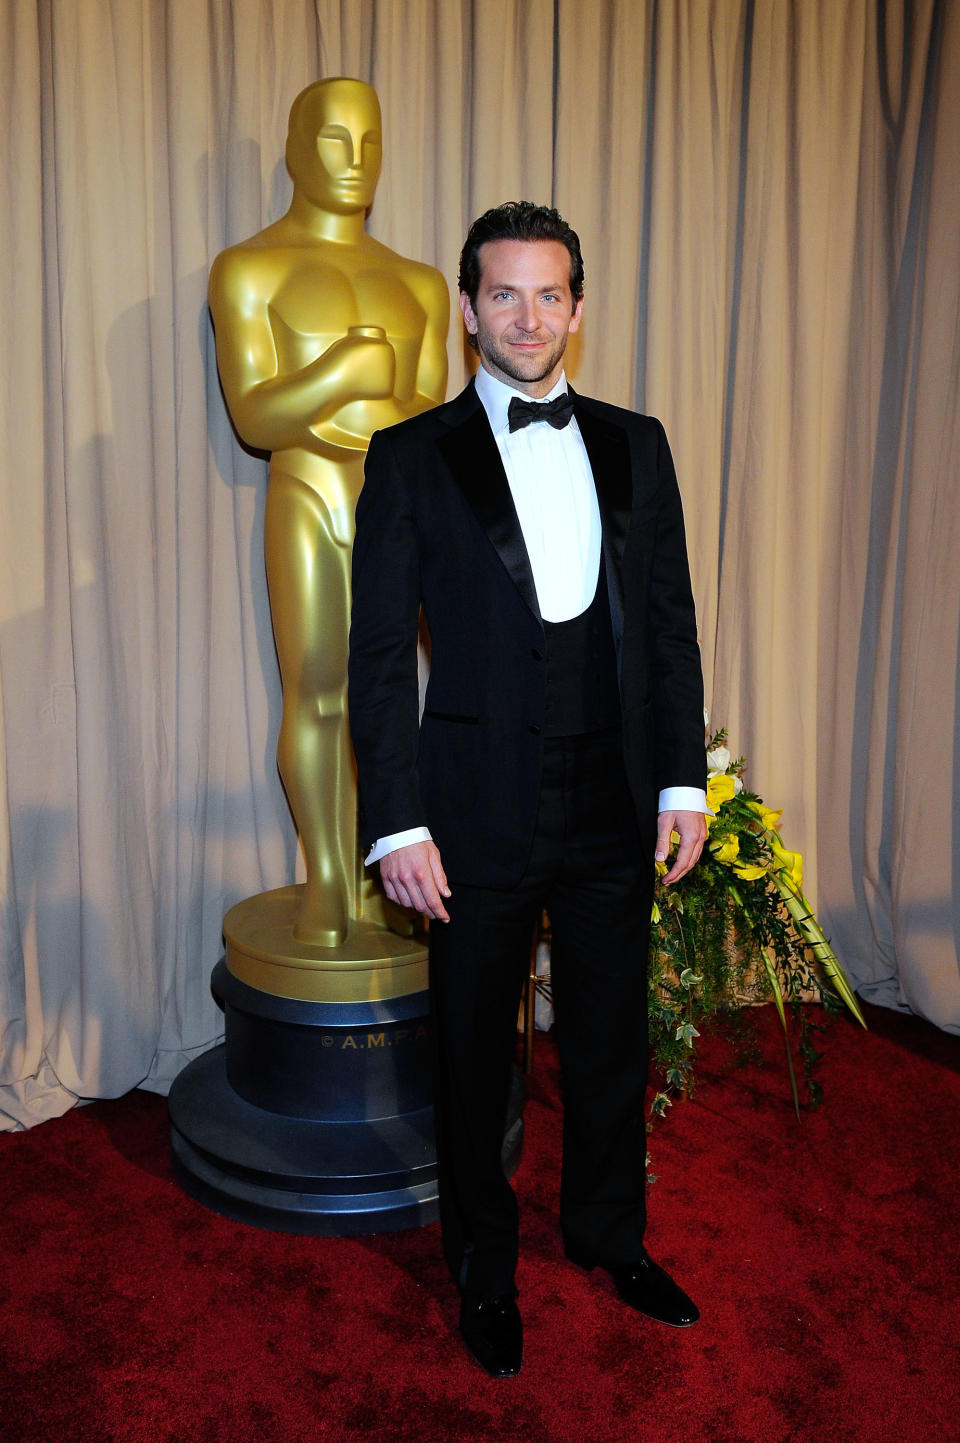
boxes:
[656,809,707,885]
[379,840,451,923]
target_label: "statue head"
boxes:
[285,78,383,215]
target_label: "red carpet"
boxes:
[2,1003,958,1442]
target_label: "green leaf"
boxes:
[772,876,867,1028]
[679,968,703,989]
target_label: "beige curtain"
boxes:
[2,0,957,1128]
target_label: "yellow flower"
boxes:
[706,774,737,812]
[770,841,803,892]
[732,862,768,881]
[709,832,740,865]
[705,773,737,830]
[651,899,662,924]
[748,800,783,832]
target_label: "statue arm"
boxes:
[410,268,450,409]
[208,250,395,453]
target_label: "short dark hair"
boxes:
[458,201,585,308]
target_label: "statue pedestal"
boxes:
[218,885,430,1004]
[168,887,523,1235]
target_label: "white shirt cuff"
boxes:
[365,827,433,866]
[658,786,712,816]
[368,792,710,865]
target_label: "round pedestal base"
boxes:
[168,953,524,1235]
[168,1043,442,1234]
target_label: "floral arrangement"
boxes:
[648,727,865,1125]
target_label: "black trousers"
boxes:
[428,728,654,1299]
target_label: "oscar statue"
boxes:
[169,79,452,1234]
[211,75,448,955]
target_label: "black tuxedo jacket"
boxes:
[348,380,706,887]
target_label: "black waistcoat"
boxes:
[542,559,621,737]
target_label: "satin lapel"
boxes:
[436,397,541,623]
[572,392,633,655]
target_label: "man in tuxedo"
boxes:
[348,202,708,1377]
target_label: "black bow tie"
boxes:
[507,392,575,433]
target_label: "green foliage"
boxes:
[647,729,858,1123]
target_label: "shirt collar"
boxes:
[473,365,569,438]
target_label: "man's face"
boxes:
[459,239,583,397]
[288,81,382,215]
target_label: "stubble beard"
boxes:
[476,326,568,390]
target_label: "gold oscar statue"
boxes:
[209,77,448,1000]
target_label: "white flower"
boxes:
[706,744,730,772]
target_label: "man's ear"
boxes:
[569,296,584,334]
[459,291,479,336]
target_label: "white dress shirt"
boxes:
[365,367,707,865]
[474,367,602,622]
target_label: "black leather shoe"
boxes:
[458,1293,523,1377]
[566,1245,700,1327]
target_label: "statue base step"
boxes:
[168,958,523,1235]
[169,1043,443,1234]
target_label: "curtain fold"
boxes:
[1,0,957,1128]
[819,0,960,1023]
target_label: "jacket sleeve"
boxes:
[646,419,707,792]
[347,428,427,849]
